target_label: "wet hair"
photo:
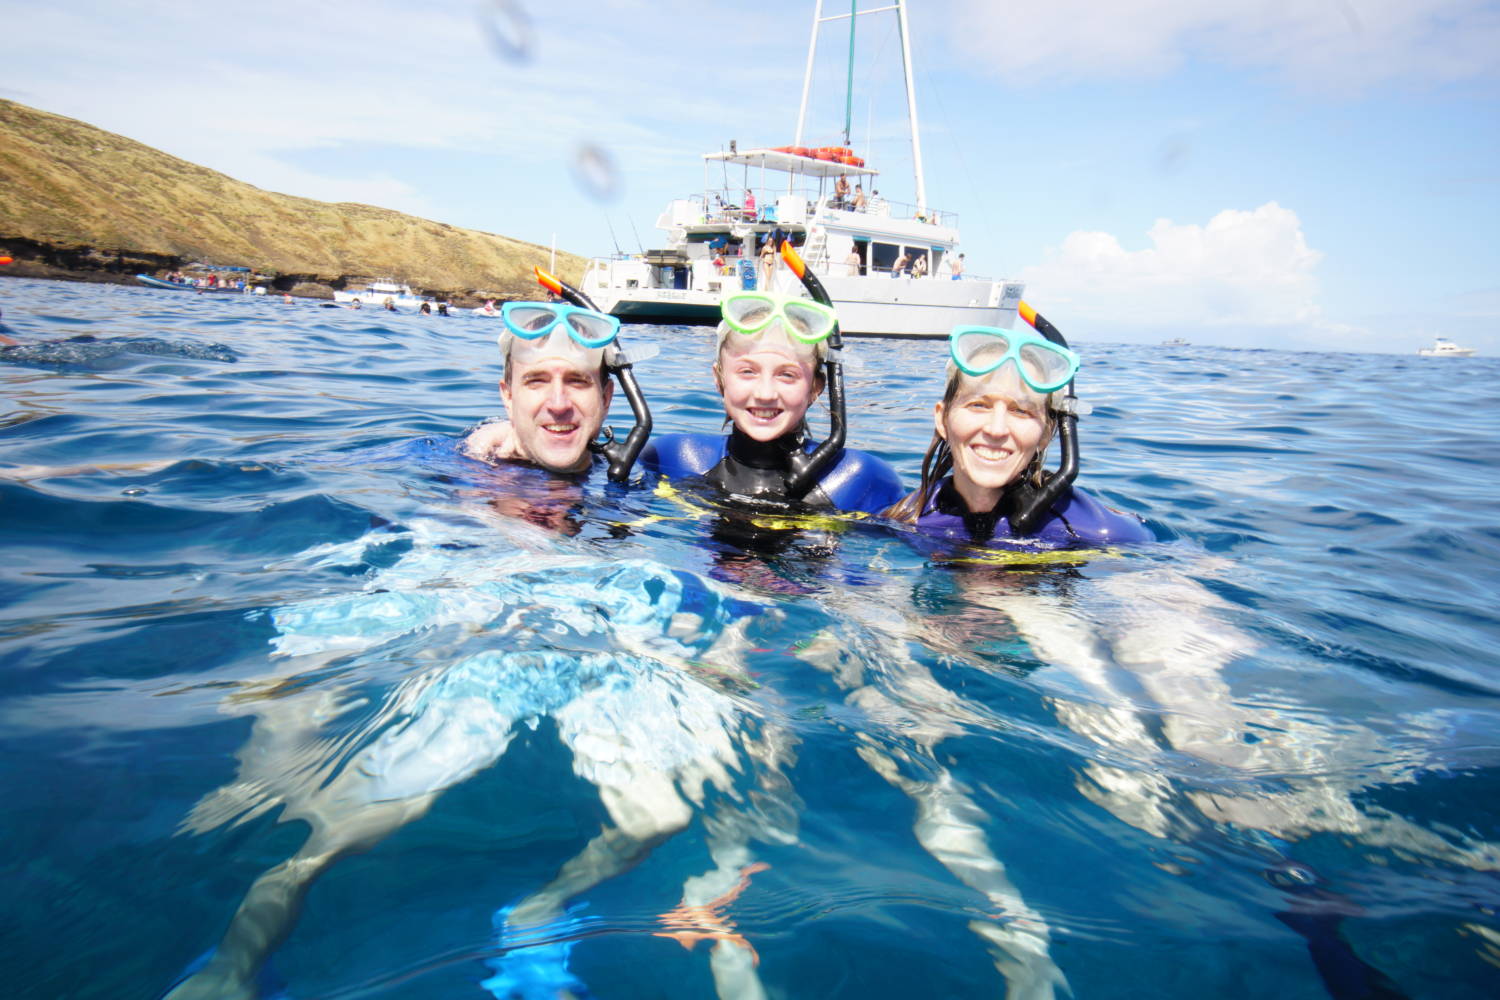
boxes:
[713,319,828,366]
[884,360,1057,524]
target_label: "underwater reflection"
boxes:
[165,516,802,1000]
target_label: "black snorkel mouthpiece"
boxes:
[1005,302,1081,536]
[533,266,652,483]
[777,241,847,501]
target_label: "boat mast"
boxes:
[843,0,857,147]
[895,0,926,214]
[793,1,927,214]
[794,0,824,146]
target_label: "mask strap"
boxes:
[776,241,846,501]
[1004,303,1081,535]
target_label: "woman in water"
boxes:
[640,248,902,514]
[886,322,1152,547]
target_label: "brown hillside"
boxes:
[0,99,584,300]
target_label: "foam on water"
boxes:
[3,277,1498,999]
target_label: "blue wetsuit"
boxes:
[914,476,1153,548]
[640,428,903,514]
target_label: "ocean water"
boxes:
[2,277,1498,1000]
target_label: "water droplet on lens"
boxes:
[122,487,146,497]
[1264,861,1320,890]
[573,144,620,202]
[479,0,534,63]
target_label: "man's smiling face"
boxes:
[500,356,612,473]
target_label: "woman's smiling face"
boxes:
[936,366,1049,512]
[715,330,822,442]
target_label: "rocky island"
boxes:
[0,99,584,304]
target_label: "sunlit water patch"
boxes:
[2,277,1498,999]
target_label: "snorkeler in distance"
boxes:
[463,268,652,483]
[640,240,902,513]
[885,305,1153,547]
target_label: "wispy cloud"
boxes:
[945,0,1500,91]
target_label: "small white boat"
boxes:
[472,301,502,318]
[333,280,426,311]
[1161,338,1190,347]
[1417,337,1476,358]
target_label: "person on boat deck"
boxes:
[891,249,911,278]
[949,252,965,280]
[845,247,862,276]
[742,188,757,221]
[852,183,867,212]
[461,303,619,475]
[884,327,1153,547]
[912,253,929,278]
[757,235,776,289]
[639,293,902,513]
[834,173,850,208]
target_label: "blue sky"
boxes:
[3,0,1497,354]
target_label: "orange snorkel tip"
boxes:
[1018,301,1039,330]
[779,240,807,279]
[533,266,564,296]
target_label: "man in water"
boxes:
[461,314,615,474]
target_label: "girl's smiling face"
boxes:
[715,330,822,442]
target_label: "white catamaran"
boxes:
[583,0,1023,337]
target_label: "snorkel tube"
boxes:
[777,240,847,500]
[532,266,652,483]
[1005,301,1081,535]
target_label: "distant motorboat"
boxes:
[136,274,193,291]
[136,273,244,293]
[1417,337,1476,358]
[1161,337,1190,347]
[333,279,426,311]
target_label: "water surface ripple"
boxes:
[2,278,1497,999]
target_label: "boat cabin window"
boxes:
[870,242,900,275]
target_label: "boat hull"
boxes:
[593,274,1022,336]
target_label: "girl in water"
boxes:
[640,243,902,514]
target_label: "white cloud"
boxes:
[1019,202,1366,345]
[945,0,1500,90]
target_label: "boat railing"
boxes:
[820,194,957,228]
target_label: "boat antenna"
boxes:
[604,213,623,257]
[532,266,652,483]
[777,240,846,501]
[1004,301,1081,535]
[628,215,644,255]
